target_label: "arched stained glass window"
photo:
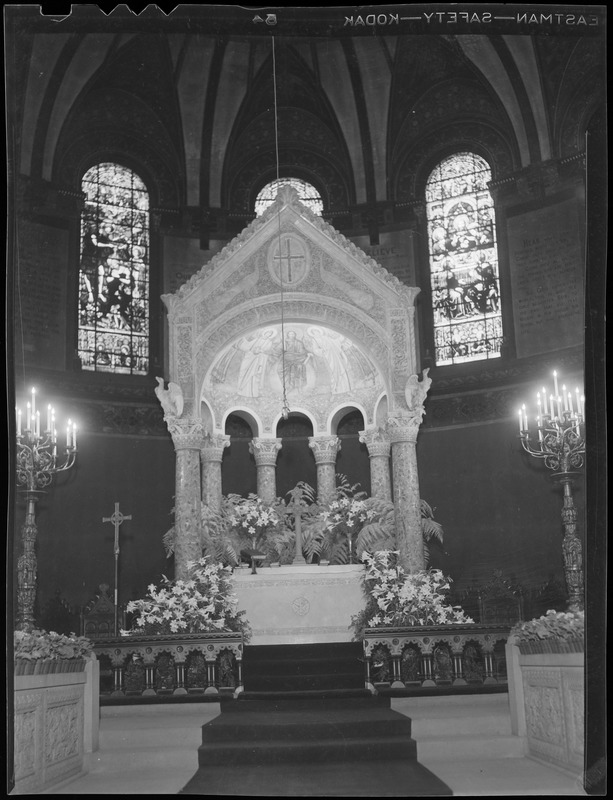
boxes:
[78,163,149,375]
[255,177,323,216]
[426,153,502,366]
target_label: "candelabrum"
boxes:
[15,389,77,630]
[518,372,585,611]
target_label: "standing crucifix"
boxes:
[287,488,307,565]
[103,502,132,636]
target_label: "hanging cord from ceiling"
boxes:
[272,34,290,421]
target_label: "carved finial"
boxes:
[275,183,301,206]
[155,377,184,417]
[404,368,432,412]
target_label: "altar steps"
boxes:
[180,692,452,796]
[242,641,364,693]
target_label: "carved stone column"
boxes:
[308,436,341,505]
[166,417,205,580]
[200,433,231,512]
[358,428,392,501]
[249,438,282,503]
[386,413,424,573]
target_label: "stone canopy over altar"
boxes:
[158,185,431,589]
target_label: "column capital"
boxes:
[200,433,231,463]
[308,435,341,464]
[359,427,391,458]
[249,437,282,467]
[386,413,422,444]
[166,417,205,450]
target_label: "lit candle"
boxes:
[567,391,574,415]
[553,371,559,399]
[26,401,31,431]
[580,395,585,420]
[575,387,580,414]
[72,423,77,449]
[537,421,543,442]
[51,412,56,441]
[35,410,40,438]
[47,404,52,432]
[52,430,57,457]
[556,395,562,418]
[518,409,523,433]
[16,407,21,437]
[549,394,555,419]
[562,385,568,412]
[67,420,72,449]
[522,404,528,432]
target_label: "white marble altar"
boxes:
[232,564,365,645]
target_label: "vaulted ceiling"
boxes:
[11,10,604,219]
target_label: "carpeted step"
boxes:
[243,642,363,661]
[243,641,365,693]
[230,688,380,709]
[198,733,417,765]
[245,672,364,692]
[180,757,453,796]
[201,706,413,743]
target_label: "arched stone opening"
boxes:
[275,413,316,500]
[222,413,257,497]
[333,408,370,496]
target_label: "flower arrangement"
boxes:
[162,478,446,568]
[122,556,251,641]
[352,550,473,638]
[226,493,283,548]
[510,608,584,653]
[14,629,93,674]
[320,478,379,562]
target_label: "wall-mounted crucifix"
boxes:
[102,502,132,636]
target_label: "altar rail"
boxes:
[93,632,244,698]
[362,624,510,691]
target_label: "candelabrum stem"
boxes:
[17,492,40,631]
[555,473,585,612]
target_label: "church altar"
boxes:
[232,564,365,645]
[157,185,431,586]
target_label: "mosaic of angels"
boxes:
[206,324,381,400]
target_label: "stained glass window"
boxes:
[78,163,149,374]
[255,178,323,216]
[426,153,502,366]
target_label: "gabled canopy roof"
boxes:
[162,186,420,434]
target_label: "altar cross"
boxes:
[103,502,132,636]
[287,487,307,565]
[103,502,132,555]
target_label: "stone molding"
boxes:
[249,438,283,466]
[358,428,391,458]
[386,413,421,444]
[200,433,231,462]
[308,435,341,464]
[166,417,204,450]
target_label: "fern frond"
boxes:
[355,522,395,559]
[162,527,176,557]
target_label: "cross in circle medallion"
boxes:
[273,236,306,285]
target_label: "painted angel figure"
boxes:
[155,377,184,417]
[404,368,432,412]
